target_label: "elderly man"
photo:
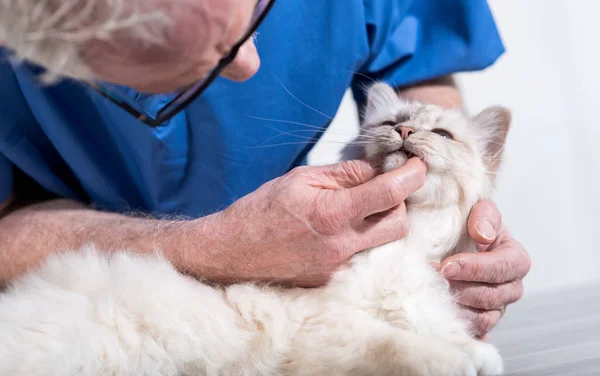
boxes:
[0,0,529,338]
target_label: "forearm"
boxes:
[397,76,463,109]
[0,198,225,286]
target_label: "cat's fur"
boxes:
[0,82,511,376]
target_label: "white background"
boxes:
[309,0,600,295]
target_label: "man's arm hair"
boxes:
[0,196,225,287]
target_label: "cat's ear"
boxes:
[364,82,400,120]
[472,106,511,172]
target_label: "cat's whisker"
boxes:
[246,115,332,131]
[342,70,377,84]
[276,77,334,121]
[245,114,379,139]
[262,129,379,146]
[270,128,377,140]
[246,140,372,149]
[421,153,501,175]
[342,70,399,92]
[0,81,512,376]
[353,133,380,140]
[254,80,386,137]
[255,126,367,147]
[258,131,320,146]
[358,128,382,137]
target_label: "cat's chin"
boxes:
[381,151,410,173]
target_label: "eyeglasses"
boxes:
[89,0,276,127]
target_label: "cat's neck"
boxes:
[405,201,473,262]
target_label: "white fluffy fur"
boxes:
[0,83,511,375]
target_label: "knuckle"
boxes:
[467,262,483,281]
[487,290,501,310]
[321,238,348,263]
[513,281,525,302]
[476,200,499,219]
[385,179,408,207]
[395,216,408,238]
[287,165,311,179]
[309,205,346,236]
[493,258,511,283]
[308,200,346,236]
[474,311,496,335]
[473,289,493,310]
[340,160,368,185]
[520,246,532,276]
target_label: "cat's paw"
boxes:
[411,341,477,376]
[460,341,504,376]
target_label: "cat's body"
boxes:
[0,83,511,376]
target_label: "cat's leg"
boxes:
[400,300,503,376]
[388,267,503,376]
[283,310,478,376]
[444,336,503,376]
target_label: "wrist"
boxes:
[165,211,234,282]
[397,76,463,109]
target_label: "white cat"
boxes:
[0,82,511,376]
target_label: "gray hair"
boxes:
[0,0,168,82]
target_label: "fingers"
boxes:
[450,279,524,311]
[357,203,409,249]
[316,160,379,189]
[459,306,503,338]
[344,158,426,218]
[467,200,502,244]
[441,239,530,283]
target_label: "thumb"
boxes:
[468,200,502,245]
[343,158,427,219]
[315,160,379,189]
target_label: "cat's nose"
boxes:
[397,126,415,140]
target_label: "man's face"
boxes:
[81,0,261,93]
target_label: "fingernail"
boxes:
[475,218,496,241]
[441,261,462,278]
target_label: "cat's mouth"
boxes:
[399,145,416,159]
[402,150,416,159]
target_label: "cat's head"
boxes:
[360,82,511,209]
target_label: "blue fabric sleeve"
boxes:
[353,0,505,103]
[0,153,13,203]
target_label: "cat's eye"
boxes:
[431,129,454,140]
[380,120,397,127]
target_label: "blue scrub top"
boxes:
[0,0,504,217]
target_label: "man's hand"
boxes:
[439,200,531,338]
[0,160,425,287]
[398,76,527,338]
[193,158,427,287]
